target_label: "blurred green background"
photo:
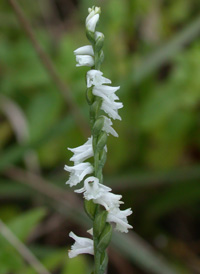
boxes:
[1,0,200,273]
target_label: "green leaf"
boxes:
[84,200,97,220]
[97,223,112,252]
[93,210,108,238]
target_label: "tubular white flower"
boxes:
[92,85,123,120]
[75,176,111,200]
[94,192,123,210]
[74,45,94,56]
[93,85,120,101]
[87,70,111,88]
[107,208,133,233]
[64,162,93,187]
[68,137,93,164]
[101,100,123,120]
[102,116,118,137]
[68,232,94,258]
[87,14,99,32]
[75,55,94,67]
[86,7,100,32]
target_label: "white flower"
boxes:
[92,85,121,102]
[68,137,93,164]
[74,45,94,56]
[107,207,133,233]
[94,192,123,210]
[75,176,111,200]
[64,162,93,187]
[86,7,100,32]
[68,232,94,258]
[92,85,123,120]
[75,55,94,67]
[87,70,111,88]
[75,176,123,210]
[102,116,118,137]
[101,100,122,120]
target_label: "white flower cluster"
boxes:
[66,6,132,259]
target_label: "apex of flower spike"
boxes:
[86,6,101,33]
[68,232,94,258]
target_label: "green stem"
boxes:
[88,24,109,274]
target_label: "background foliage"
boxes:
[1,0,200,273]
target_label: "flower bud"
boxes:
[95,32,104,52]
[96,131,107,151]
[92,116,104,136]
[94,210,108,238]
[86,13,99,32]
[97,223,112,252]
[86,7,100,33]
[84,199,97,220]
[86,87,94,105]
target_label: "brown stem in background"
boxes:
[8,0,90,138]
[3,166,81,208]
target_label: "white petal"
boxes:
[87,70,111,88]
[68,232,94,258]
[64,163,93,187]
[107,208,133,233]
[74,45,94,56]
[68,137,93,164]
[93,85,120,94]
[76,55,94,67]
[86,14,99,32]
[75,176,112,201]
[101,101,122,120]
[102,116,118,137]
[94,192,123,210]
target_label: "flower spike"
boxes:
[65,6,132,273]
